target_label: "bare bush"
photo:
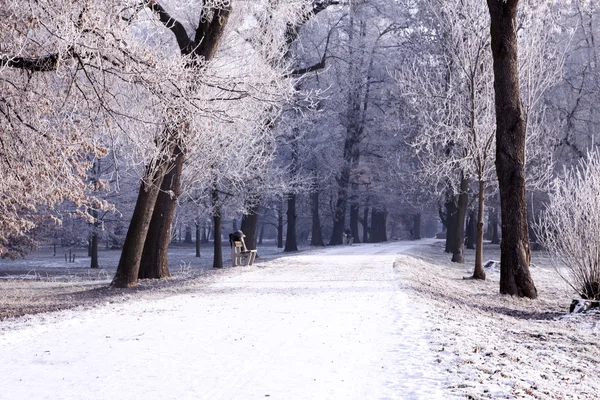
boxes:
[534,149,600,300]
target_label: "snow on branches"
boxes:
[0,0,322,256]
[534,149,600,300]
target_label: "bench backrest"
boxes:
[232,240,248,252]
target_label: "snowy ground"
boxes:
[0,240,599,399]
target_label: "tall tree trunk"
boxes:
[258,218,265,245]
[114,4,231,287]
[138,145,183,280]
[490,205,500,244]
[472,180,486,280]
[90,208,99,269]
[284,137,299,252]
[195,222,201,258]
[329,178,348,246]
[487,0,537,298]
[112,160,169,287]
[241,201,260,251]
[451,175,469,263]
[350,203,361,244]
[201,222,209,244]
[362,205,369,243]
[310,190,324,246]
[212,189,223,269]
[445,199,457,253]
[276,201,283,248]
[371,208,387,243]
[412,213,422,240]
[284,193,298,252]
[465,211,476,250]
[184,226,193,244]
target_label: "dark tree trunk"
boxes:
[258,217,265,245]
[201,222,209,244]
[490,205,500,244]
[451,175,469,263]
[232,219,238,232]
[362,205,369,243]
[310,190,324,246]
[241,201,260,251]
[465,211,476,250]
[350,203,361,244]
[488,0,537,298]
[329,185,348,246]
[276,201,283,248]
[138,146,183,280]
[90,208,99,269]
[445,199,457,254]
[114,4,231,288]
[412,213,422,240]
[195,222,201,258]
[112,162,168,287]
[472,180,487,280]
[284,193,298,252]
[212,189,223,269]
[371,209,387,243]
[184,226,193,244]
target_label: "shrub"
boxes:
[534,149,600,300]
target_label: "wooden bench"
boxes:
[231,240,257,267]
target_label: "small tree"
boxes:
[534,149,600,300]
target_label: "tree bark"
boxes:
[138,145,183,280]
[241,201,260,251]
[201,222,209,244]
[451,175,469,263]
[412,213,422,240]
[488,0,537,298]
[284,193,298,252]
[371,208,387,243]
[350,203,361,244]
[112,159,170,287]
[276,201,284,249]
[310,190,324,246]
[184,226,193,244]
[329,180,348,245]
[445,197,457,253]
[90,208,99,269]
[114,3,231,287]
[195,222,201,258]
[362,205,369,243]
[472,180,486,280]
[465,211,476,250]
[212,189,223,269]
[258,217,265,245]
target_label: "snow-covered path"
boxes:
[0,241,451,400]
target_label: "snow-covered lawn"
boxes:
[0,240,599,399]
[399,241,600,399]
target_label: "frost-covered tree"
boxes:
[398,0,560,280]
[534,149,600,300]
[0,0,177,258]
[112,0,318,285]
[549,0,600,161]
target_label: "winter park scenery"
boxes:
[2,0,600,399]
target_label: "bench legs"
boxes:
[231,250,257,267]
